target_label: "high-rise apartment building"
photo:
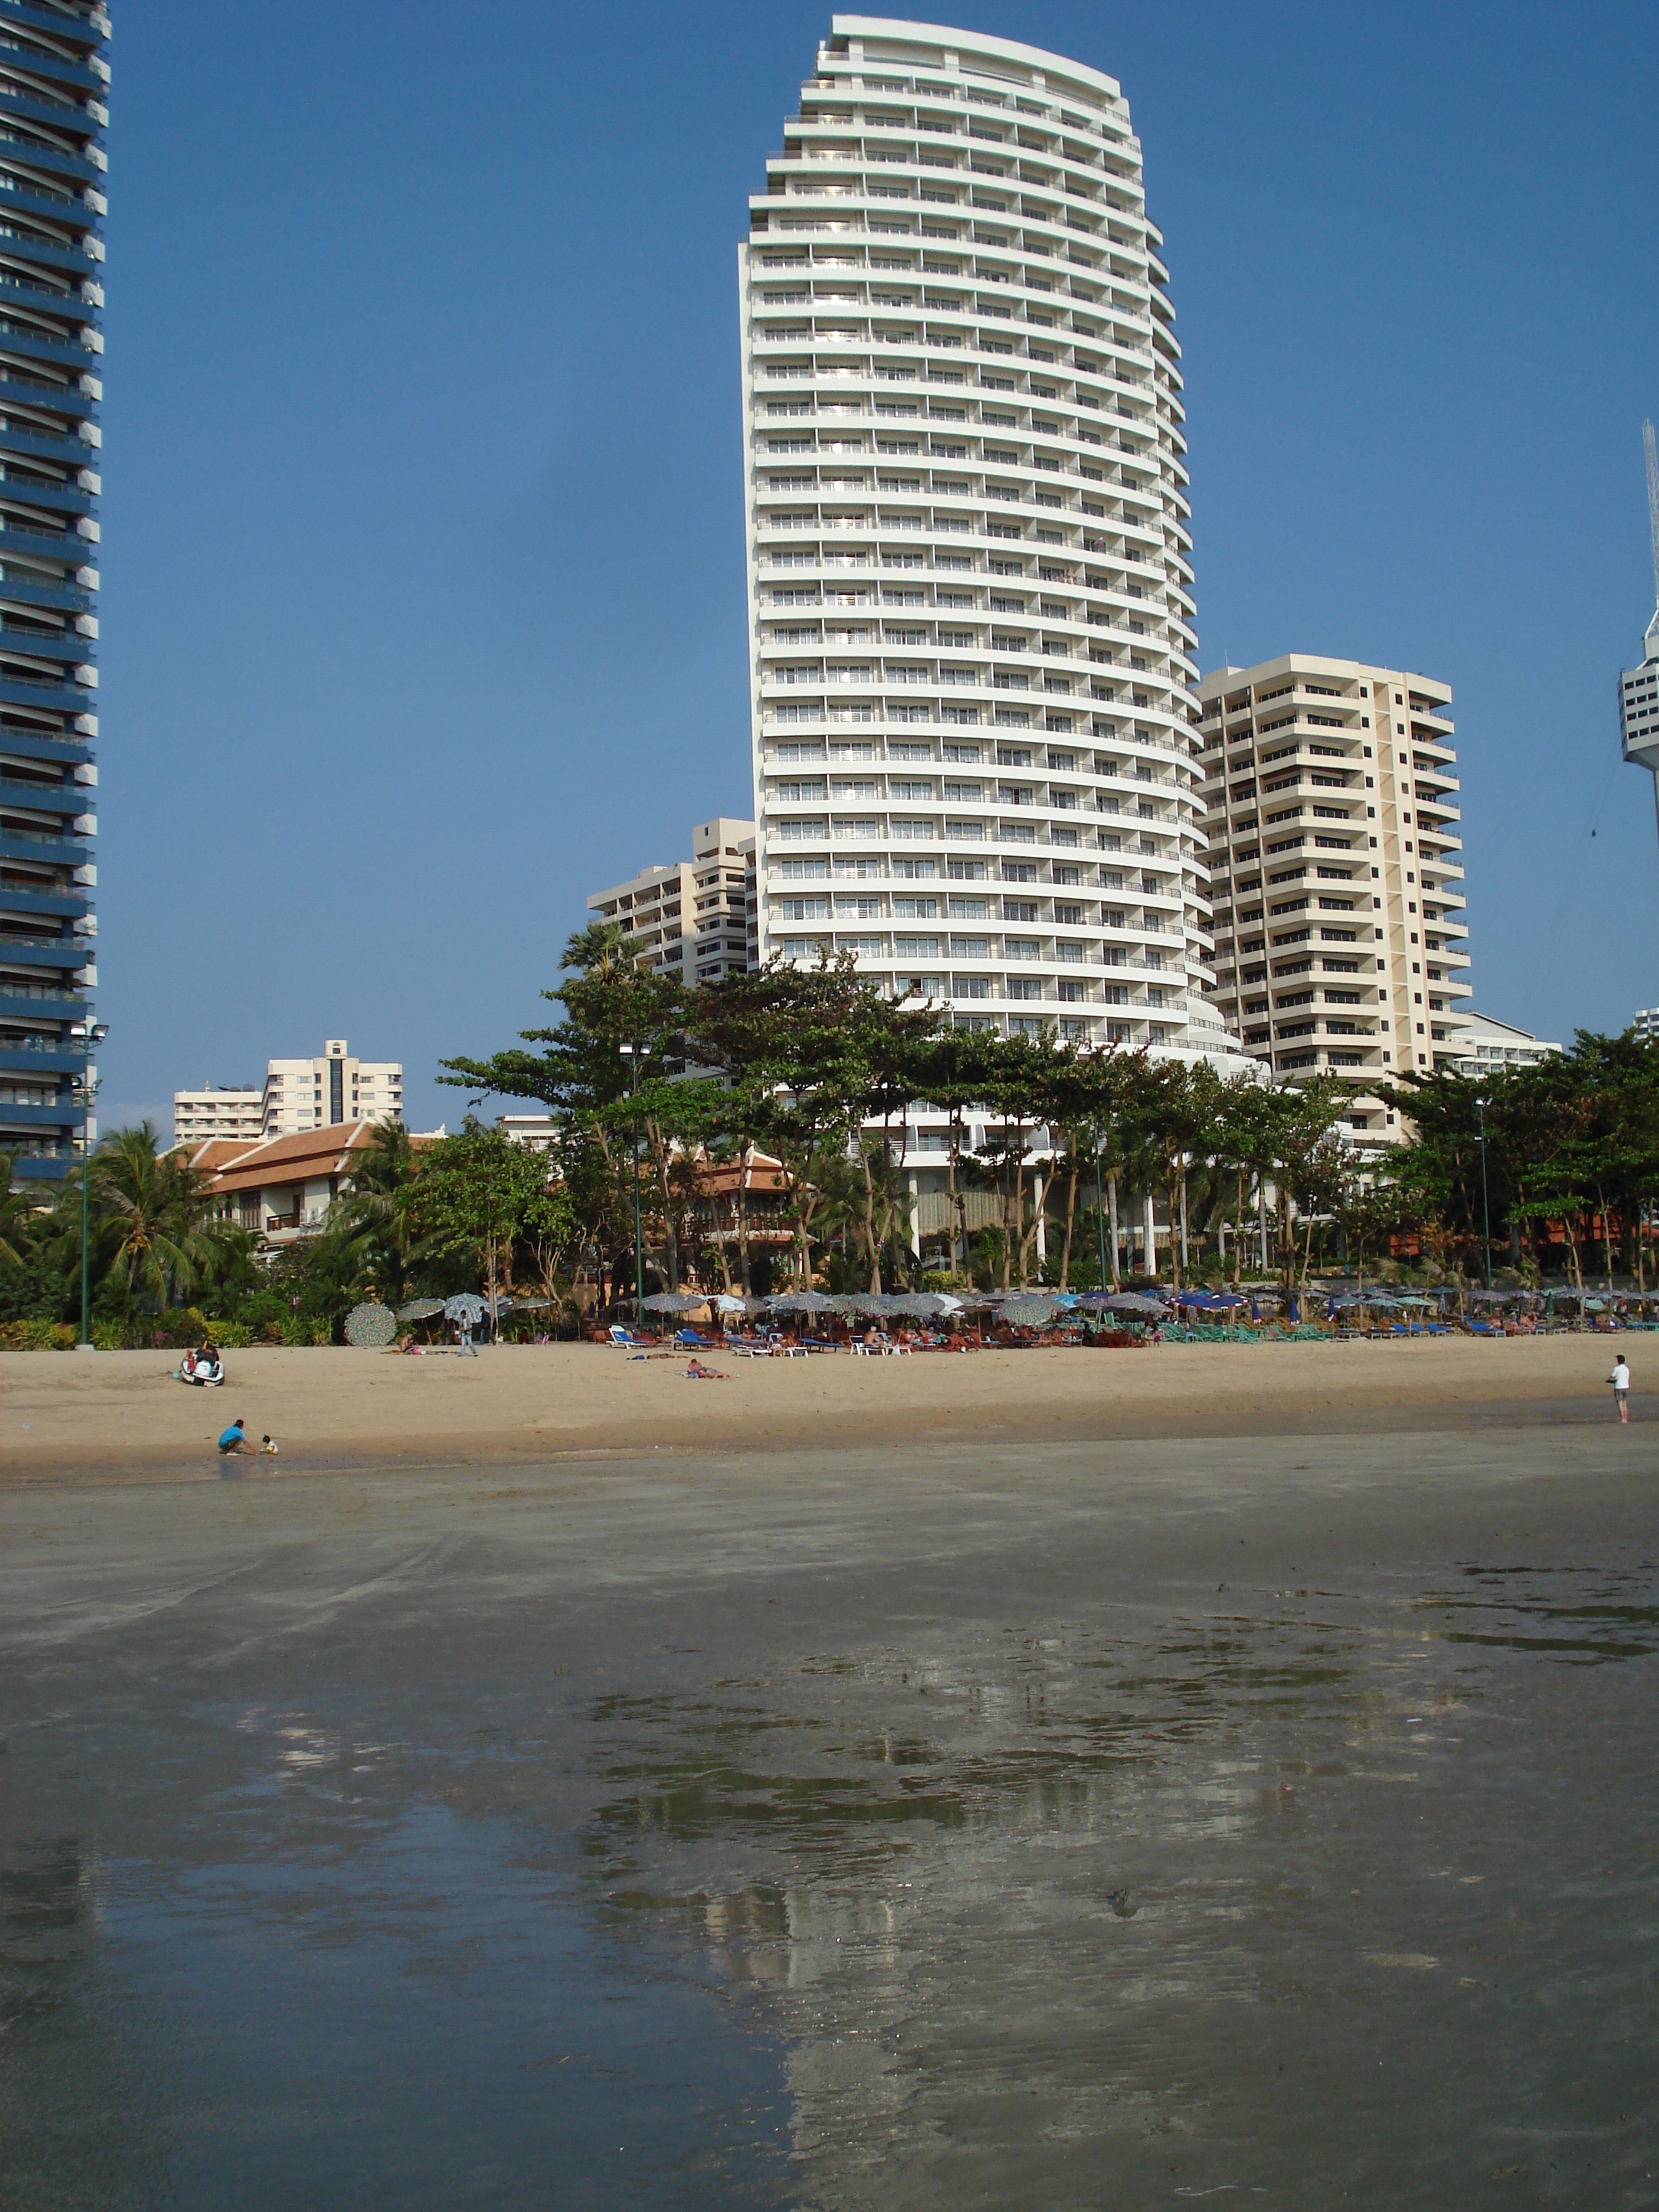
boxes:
[1195,655,1470,1146]
[1617,422,1659,846]
[587,817,759,986]
[0,3,109,1183]
[261,1040,402,1137]
[740,19,1220,1056]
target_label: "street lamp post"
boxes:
[1094,1142,1108,1294]
[69,1017,107,1347]
[1475,1093,1492,1291]
[619,1043,647,1328]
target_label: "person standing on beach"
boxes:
[457,1316,477,1358]
[1609,1355,1631,1425]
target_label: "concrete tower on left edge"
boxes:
[0,0,107,1186]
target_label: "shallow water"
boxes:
[1,1434,1655,2208]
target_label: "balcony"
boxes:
[0,670,93,712]
[0,1096,80,1127]
[0,934,89,971]
[0,727,91,767]
[11,1149,71,1179]
[0,773,88,815]
[0,826,86,864]
[0,320,98,370]
[0,274,96,330]
[0,1040,83,1073]
[0,471,94,521]
[0,518,91,562]
[0,421,96,469]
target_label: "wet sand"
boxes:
[1,1416,1656,2208]
[0,1332,1642,1482]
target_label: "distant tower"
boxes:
[1619,420,1659,847]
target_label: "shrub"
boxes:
[0,1318,76,1350]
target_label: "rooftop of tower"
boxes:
[826,17,1126,106]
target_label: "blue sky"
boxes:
[97,1,1659,1132]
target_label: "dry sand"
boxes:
[0,1331,1635,1482]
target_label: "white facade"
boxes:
[171,1084,264,1149]
[740,19,1222,1058]
[1619,420,1659,842]
[261,1039,403,1137]
[1196,655,1471,1149]
[1448,1012,1561,1079]
[588,818,759,986]
[1629,1008,1659,1044]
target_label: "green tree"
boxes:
[418,1118,573,1327]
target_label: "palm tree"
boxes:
[337,1118,426,1306]
[0,1151,35,1267]
[88,1123,224,1308]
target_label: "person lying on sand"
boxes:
[685,1359,728,1380]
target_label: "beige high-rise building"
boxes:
[1195,655,1470,1149]
[261,1040,402,1137]
[587,817,759,986]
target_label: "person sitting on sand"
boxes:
[685,1359,727,1380]
[218,1418,252,1455]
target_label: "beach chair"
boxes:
[607,1324,652,1347]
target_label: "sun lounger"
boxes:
[608,1325,652,1347]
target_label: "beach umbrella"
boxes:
[642,1291,708,1313]
[397,1297,446,1323]
[713,1292,759,1315]
[444,1293,485,1323]
[344,1301,397,1349]
[766,1290,837,1313]
[999,1294,1060,1328]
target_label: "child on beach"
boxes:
[1609,1357,1631,1425]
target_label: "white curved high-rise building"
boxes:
[741,17,1228,1060]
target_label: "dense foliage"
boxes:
[442,928,1659,1299]
[0,1116,577,1346]
[7,952,1651,1345]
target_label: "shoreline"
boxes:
[0,1336,1637,1486]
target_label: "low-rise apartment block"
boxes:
[1197,654,1471,1148]
[1449,1012,1561,1079]
[171,1084,264,1149]
[587,818,759,986]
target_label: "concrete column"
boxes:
[1143,1191,1156,1276]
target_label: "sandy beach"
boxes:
[0,1331,1638,1482]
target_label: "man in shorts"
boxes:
[1609,1357,1631,1425]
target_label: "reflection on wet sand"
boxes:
[580,1565,1659,2204]
[1,1437,1655,2206]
